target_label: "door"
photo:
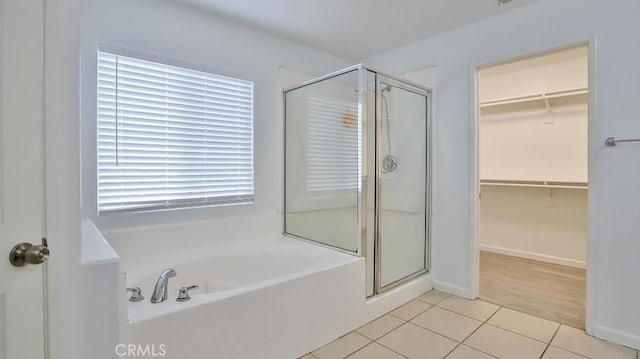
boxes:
[0,0,47,358]
[375,76,430,293]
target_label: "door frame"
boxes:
[43,1,83,359]
[469,39,598,334]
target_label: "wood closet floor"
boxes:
[479,251,586,329]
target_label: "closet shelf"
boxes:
[480,88,588,108]
[480,179,588,190]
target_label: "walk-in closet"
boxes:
[478,45,588,329]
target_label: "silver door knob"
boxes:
[9,242,50,267]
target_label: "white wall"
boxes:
[480,97,588,182]
[479,45,588,102]
[366,0,640,349]
[80,0,351,232]
[480,186,587,267]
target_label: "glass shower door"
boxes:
[376,77,430,291]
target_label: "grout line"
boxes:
[356,319,405,341]
[549,345,594,359]
[372,341,410,359]
[482,322,552,345]
[343,342,370,359]
[433,302,497,323]
[364,313,413,358]
[370,318,456,358]
[387,312,409,321]
[387,303,433,322]
[311,332,370,358]
[404,309,481,344]
[546,344,594,359]
[443,305,503,358]
[539,324,561,358]
[410,321,479,347]
[338,337,371,359]
[542,326,598,359]
[445,344,500,359]
[414,292,450,306]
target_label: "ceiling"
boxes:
[178,0,540,60]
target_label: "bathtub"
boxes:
[124,236,360,324]
[106,215,431,359]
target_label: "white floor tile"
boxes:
[356,314,405,340]
[411,306,482,342]
[464,324,547,359]
[312,332,371,359]
[551,325,637,359]
[445,345,496,359]
[390,300,432,321]
[346,342,405,359]
[436,297,499,321]
[542,346,588,359]
[378,322,458,359]
[416,290,449,305]
[488,307,560,343]
[298,354,318,359]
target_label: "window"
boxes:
[97,51,254,214]
[306,95,360,192]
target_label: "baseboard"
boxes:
[591,324,640,351]
[480,244,586,269]
[433,280,473,299]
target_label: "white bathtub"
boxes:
[106,215,431,359]
[125,236,360,324]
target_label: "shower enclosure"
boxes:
[284,65,431,297]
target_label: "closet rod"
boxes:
[480,180,588,190]
[480,88,588,108]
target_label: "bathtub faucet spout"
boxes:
[150,268,176,303]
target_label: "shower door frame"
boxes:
[282,64,432,297]
[283,65,366,256]
[374,74,432,295]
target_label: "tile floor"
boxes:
[302,290,638,359]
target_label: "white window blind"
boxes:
[306,95,360,192]
[97,51,254,214]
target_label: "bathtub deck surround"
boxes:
[305,290,638,359]
[104,214,431,358]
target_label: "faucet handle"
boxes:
[126,287,145,302]
[176,285,198,302]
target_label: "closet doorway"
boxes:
[476,45,588,329]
